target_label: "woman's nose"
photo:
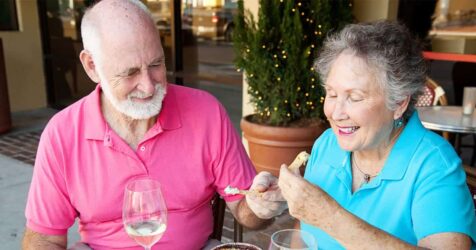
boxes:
[331,100,348,121]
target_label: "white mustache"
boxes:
[129,92,153,99]
[128,84,161,99]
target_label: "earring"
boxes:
[393,117,403,128]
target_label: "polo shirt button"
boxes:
[140,146,146,151]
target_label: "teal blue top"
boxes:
[302,112,476,249]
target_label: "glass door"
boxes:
[39,0,95,108]
[181,0,241,86]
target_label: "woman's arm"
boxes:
[278,166,472,250]
[419,232,471,250]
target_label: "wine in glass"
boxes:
[123,178,167,250]
[269,229,317,250]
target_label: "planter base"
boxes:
[241,115,327,177]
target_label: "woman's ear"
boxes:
[394,96,411,120]
[79,50,100,83]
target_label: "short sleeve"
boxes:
[412,148,476,243]
[25,122,77,235]
[212,104,256,202]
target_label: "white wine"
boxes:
[125,220,166,247]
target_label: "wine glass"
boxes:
[123,178,167,250]
[269,229,317,250]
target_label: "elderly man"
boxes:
[22,1,285,249]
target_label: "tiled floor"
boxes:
[0,130,41,165]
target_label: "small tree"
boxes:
[233,0,352,126]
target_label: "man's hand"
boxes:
[246,171,288,219]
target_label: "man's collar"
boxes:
[84,84,182,141]
[156,84,182,131]
[84,85,106,140]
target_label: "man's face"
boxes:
[95,24,167,120]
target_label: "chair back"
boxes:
[210,193,243,242]
[210,193,227,241]
[416,77,448,107]
[464,165,476,213]
[416,77,449,139]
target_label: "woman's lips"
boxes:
[338,126,359,135]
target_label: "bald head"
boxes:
[81,0,160,61]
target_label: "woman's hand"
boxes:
[278,164,329,225]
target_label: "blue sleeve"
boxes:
[412,144,476,245]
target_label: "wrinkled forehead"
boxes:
[328,52,384,93]
[342,50,386,91]
[98,33,163,74]
[100,20,160,48]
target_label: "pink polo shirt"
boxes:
[25,84,256,249]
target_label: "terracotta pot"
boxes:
[241,115,327,177]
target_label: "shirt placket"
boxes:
[104,131,149,174]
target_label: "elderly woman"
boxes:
[278,20,476,249]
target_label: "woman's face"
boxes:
[323,52,401,153]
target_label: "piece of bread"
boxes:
[288,151,310,171]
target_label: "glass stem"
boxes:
[144,247,151,250]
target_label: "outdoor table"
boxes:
[417,106,476,134]
[417,106,476,164]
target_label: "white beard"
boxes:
[100,80,167,120]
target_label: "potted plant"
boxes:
[233,0,353,176]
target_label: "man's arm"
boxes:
[22,227,67,250]
[226,199,273,229]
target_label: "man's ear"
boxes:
[394,96,411,120]
[79,50,100,83]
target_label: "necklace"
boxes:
[352,154,379,184]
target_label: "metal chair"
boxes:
[416,77,449,139]
[210,193,243,242]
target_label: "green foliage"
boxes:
[233,0,353,126]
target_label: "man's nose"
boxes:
[137,70,156,95]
